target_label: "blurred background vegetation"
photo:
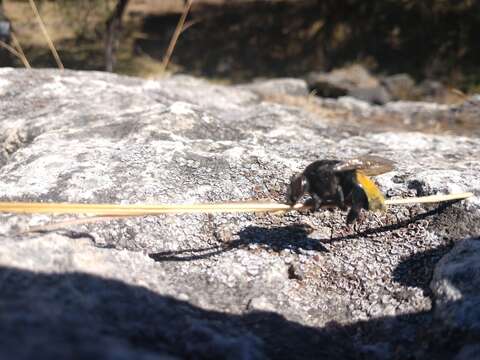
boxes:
[1,0,479,93]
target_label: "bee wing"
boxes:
[333,156,394,176]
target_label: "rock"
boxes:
[306,64,391,104]
[430,238,480,333]
[454,344,480,360]
[308,67,453,104]
[348,86,391,105]
[287,262,305,280]
[381,73,416,101]
[318,93,480,136]
[247,296,277,312]
[307,64,379,91]
[416,79,449,103]
[0,236,266,360]
[0,68,479,358]
[238,78,309,97]
[381,75,455,104]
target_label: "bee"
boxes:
[287,156,394,224]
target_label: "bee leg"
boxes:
[304,194,322,212]
[335,185,348,211]
[346,185,368,224]
[347,208,359,225]
[302,197,319,212]
[311,193,322,212]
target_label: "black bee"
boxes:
[287,156,394,223]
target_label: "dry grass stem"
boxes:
[0,200,298,216]
[0,40,23,62]
[384,192,473,205]
[7,192,472,234]
[28,0,64,70]
[0,33,31,68]
[0,192,473,217]
[10,32,31,68]
[159,0,193,75]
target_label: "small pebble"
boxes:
[288,263,305,281]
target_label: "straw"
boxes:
[0,192,473,216]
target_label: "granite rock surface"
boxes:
[0,69,479,359]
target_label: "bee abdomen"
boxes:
[355,171,385,211]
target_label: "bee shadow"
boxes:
[149,224,328,262]
[320,200,457,244]
[149,201,460,263]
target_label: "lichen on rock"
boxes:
[0,69,479,359]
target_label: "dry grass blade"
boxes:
[0,34,31,68]
[0,192,473,217]
[385,192,473,205]
[0,40,23,61]
[7,192,472,234]
[28,0,64,70]
[10,32,31,68]
[159,0,193,75]
[0,200,298,216]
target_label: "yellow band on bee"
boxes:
[355,170,385,211]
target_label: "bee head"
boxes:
[287,173,308,205]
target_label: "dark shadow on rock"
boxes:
[320,201,456,245]
[0,265,352,359]
[149,224,328,262]
[392,243,453,297]
[149,244,229,262]
[150,202,459,263]
[0,265,476,359]
[236,223,328,253]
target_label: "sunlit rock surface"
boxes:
[0,69,479,359]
